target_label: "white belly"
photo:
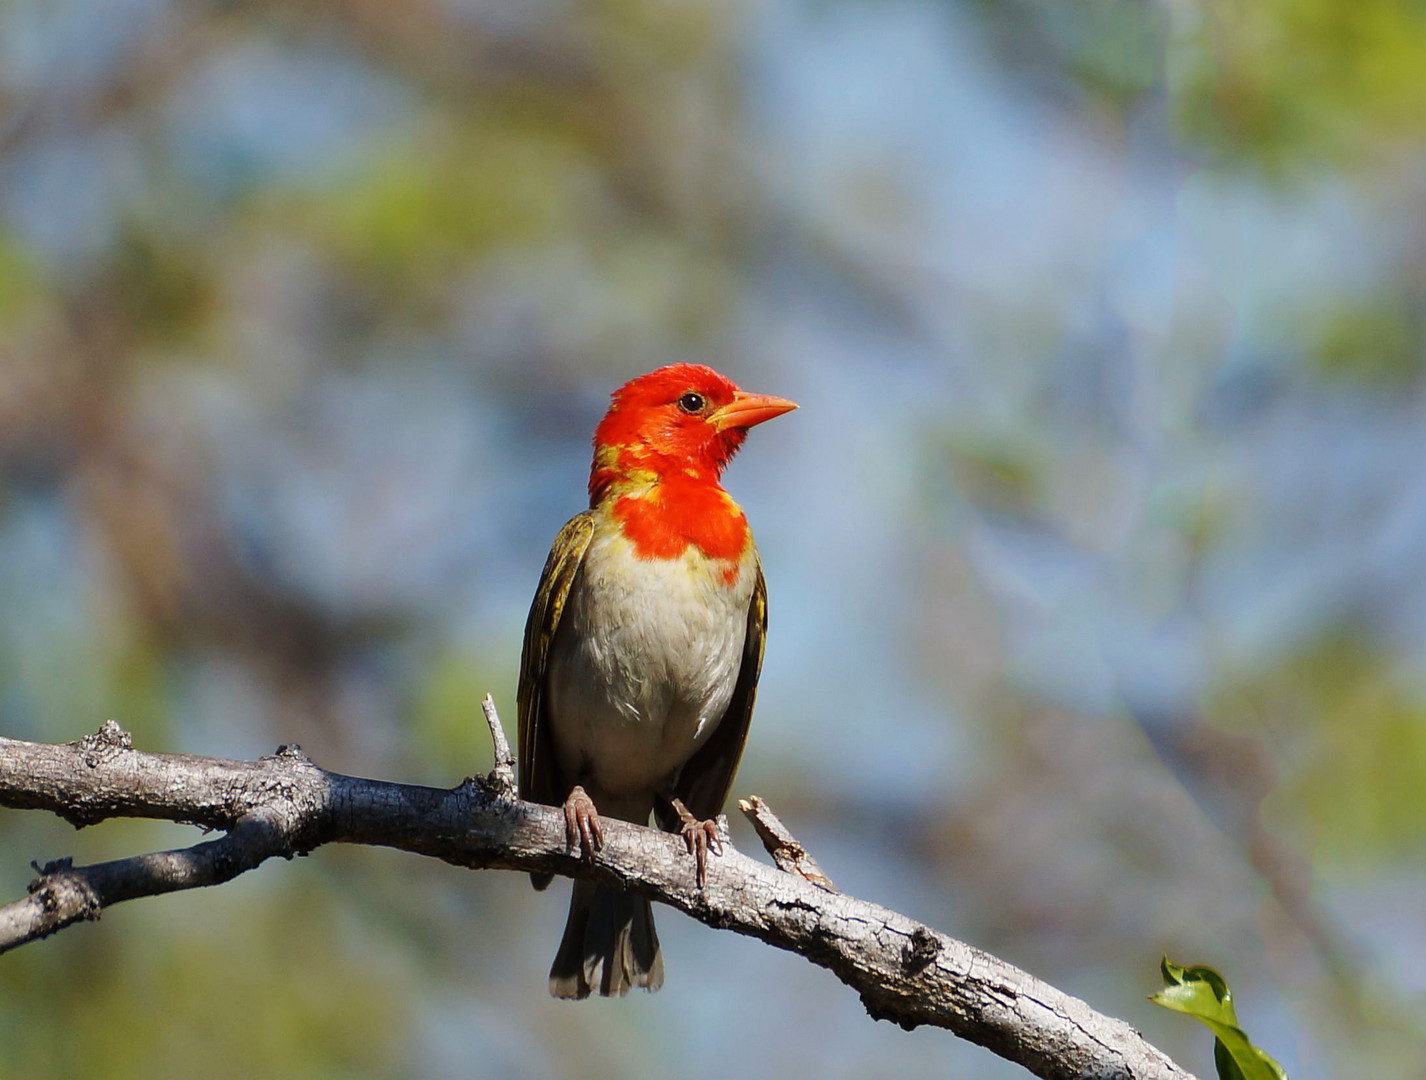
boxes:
[545,526,754,817]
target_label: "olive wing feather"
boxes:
[517,511,596,809]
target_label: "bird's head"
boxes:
[590,364,797,501]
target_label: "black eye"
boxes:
[677,391,706,414]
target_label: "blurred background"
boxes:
[1,0,1424,1076]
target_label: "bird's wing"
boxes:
[663,556,767,824]
[517,510,596,807]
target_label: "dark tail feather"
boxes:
[549,881,663,999]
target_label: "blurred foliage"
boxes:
[1172,0,1426,173]
[1209,632,1426,866]
[408,645,500,781]
[1061,0,1165,103]
[1153,959,1288,1080]
[0,230,46,325]
[975,0,1426,174]
[305,125,589,287]
[971,0,1167,108]
[0,876,407,1080]
[1306,292,1425,387]
[938,430,1046,520]
[106,225,217,345]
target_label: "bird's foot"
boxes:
[563,785,604,863]
[667,796,722,887]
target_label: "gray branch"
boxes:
[0,712,1197,1080]
[737,794,837,891]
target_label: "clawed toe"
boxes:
[563,785,604,862]
[660,793,723,887]
[681,817,722,886]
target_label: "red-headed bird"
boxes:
[517,363,797,998]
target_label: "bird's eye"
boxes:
[677,391,706,414]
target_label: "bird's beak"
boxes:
[709,391,799,432]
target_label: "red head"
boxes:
[590,364,797,502]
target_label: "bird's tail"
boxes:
[549,880,663,999]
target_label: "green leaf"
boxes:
[1151,958,1289,1080]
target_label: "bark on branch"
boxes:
[0,705,1197,1080]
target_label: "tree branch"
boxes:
[738,794,837,891]
[0,709,1197,1080]
[3,812,292,946]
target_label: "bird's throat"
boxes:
[604,478,751,575]
[589,443,752,576]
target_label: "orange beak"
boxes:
[709,391,799,432]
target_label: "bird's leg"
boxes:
[562,785,604,863]
[661,794,722,887]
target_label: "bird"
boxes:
[517,363,797,999]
